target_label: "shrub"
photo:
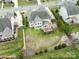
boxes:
[54,46,58,50]
[44,49,48,53]
[62,43,67,48]
[58,44,62,49]
[39,51,43,54]
[54,44,66,50]
[49,57,53,59]
[55,9,59,13]
[35,52,38,55]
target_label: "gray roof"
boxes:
[0,16,12,32]
[63,1,79,16]
[28,5,52,22]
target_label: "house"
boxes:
[0,12,22,41]
[0,14,14,41]
[59,0,79,24]
[27,0,56,32]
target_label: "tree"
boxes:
[51,9,71,35]
[21,14,28,27]
[76,0,79,5]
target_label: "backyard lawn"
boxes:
[27,46,79,59]
[0,27,23,59]
[26,27,64,56]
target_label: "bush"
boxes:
[54,44,67,50]
[54,46,58,50]
[49,57,53,59]
[39,51,43,54]
[58,44,62,49]
[55,9,59,13]
[35,52,38,55]
[44,49,48,53]
[62,43,67,48]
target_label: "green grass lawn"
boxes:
[26,27,64,55]
[69,24,79,33]
[0,27,23,59]
[42,0,61,3]
[0,0,37,8]
[18,0,37,6]
[0,2,1,7]
[0,2,14,8]
[27,46,79,59]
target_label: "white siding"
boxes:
[34,16,43,29]
[59,7,68,21]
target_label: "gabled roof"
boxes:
[0,16,12,32]
[28,5,52,22]
[63,1,79,16]
[34,16,42,22]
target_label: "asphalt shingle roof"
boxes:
[0,17,12,32]
[64,1,79,16]
[28,5,51,22]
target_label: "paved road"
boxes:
[0,1,63,15]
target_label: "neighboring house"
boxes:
[27,4,56,32]
[59,1,79,24]
[0,15,14,41]
[0,12,22,41]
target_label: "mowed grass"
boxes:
[42,0,61,3]
[0,27,23,58]
[27,46,79,59]
[69,24,79,33]
[18,0,37,6]
[3,3,13,8]
[26,28,63,53]
[0,2,14,8]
